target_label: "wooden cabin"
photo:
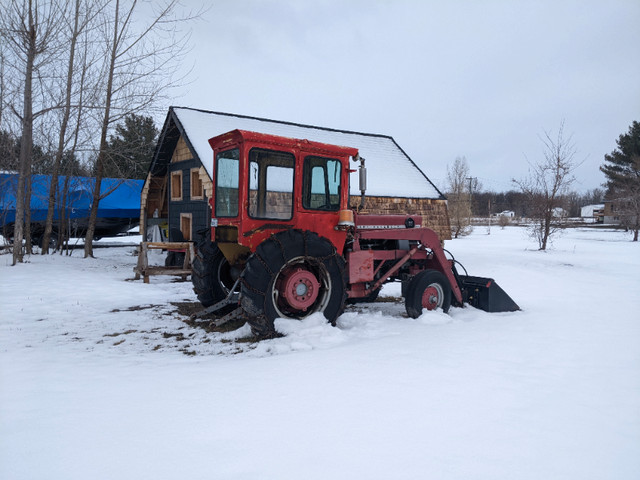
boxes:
[141,107,451,243]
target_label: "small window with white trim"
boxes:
[191,168,203,200]
[180,213,192,241]
[171,170,183,201]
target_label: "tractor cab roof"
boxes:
[208,129,360,160]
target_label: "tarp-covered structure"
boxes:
[0,174,143,238]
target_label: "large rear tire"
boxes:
[405,269,452,318]
[191,236,236,309]
[240,229,347,337]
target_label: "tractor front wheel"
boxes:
[405,270,452,318]
[191,237,236,309]
[240,229,347,337]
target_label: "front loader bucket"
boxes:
[458,275,520,312]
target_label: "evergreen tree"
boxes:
[600,121,640,240]
[0,130,20,172]
[101,114,158,179]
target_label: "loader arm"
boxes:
[353,227,464,304]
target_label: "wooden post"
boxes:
[134,244,143,280]
[142,242,150,284]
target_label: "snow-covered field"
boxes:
[1,226,638,480]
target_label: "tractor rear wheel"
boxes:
[405,269,452,318]
[240,229,347,337]
[191,236,236,309]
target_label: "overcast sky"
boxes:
[167,0,640,193]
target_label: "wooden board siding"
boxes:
[198,166,213,201]
[171,137,192,163]
[350,196,451,240]
[168,156,210,241]
[169,201,210,240]
[140,173,168,238]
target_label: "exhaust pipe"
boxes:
[354,154,367,210]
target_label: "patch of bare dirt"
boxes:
[110,304,160,313]
[172,301,249,334]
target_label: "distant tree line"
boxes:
[445,121,638,250]
[0,129,91,176]
[0,113,157,179]
[469,188,605,218]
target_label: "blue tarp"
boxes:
[0,173,143,226]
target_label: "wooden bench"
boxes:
[133,241,196,283]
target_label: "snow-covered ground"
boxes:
[1,226,638,479]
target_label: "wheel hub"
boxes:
[278,267,320,311]
[421,285,441,310]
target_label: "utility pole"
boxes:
[466,176,476,227]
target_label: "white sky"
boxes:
[165,0,640,193]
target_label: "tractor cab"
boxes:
[207,130,358,264]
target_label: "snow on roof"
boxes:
[171,107,443,199]
[580,204,605,217]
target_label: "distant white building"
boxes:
[580,204,604,223]
[552,207,568,218]
[495,210,515,218]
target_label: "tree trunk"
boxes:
[42,0,80,254]
[84,154,104,258]
[59,174,70,254]
[24,171,33,253]
[12,1,36,265]
[84,0,118,258]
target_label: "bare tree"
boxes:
[41,0,104,253]
[446,156,473,238]
[514,122,579,250]
[84,0,197,258]
[0,0,66,264]
[0,44,7,128]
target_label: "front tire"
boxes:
[240,229,347,337]
[165,250,185,267]
[37,231,58,251]
[405,270,452,318]
[191,237,235,309]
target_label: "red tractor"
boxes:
[192,129,518,336]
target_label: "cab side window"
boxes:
[302,156,341,211]
[248,148,295,220]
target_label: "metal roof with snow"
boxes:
[151,107,444,200]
